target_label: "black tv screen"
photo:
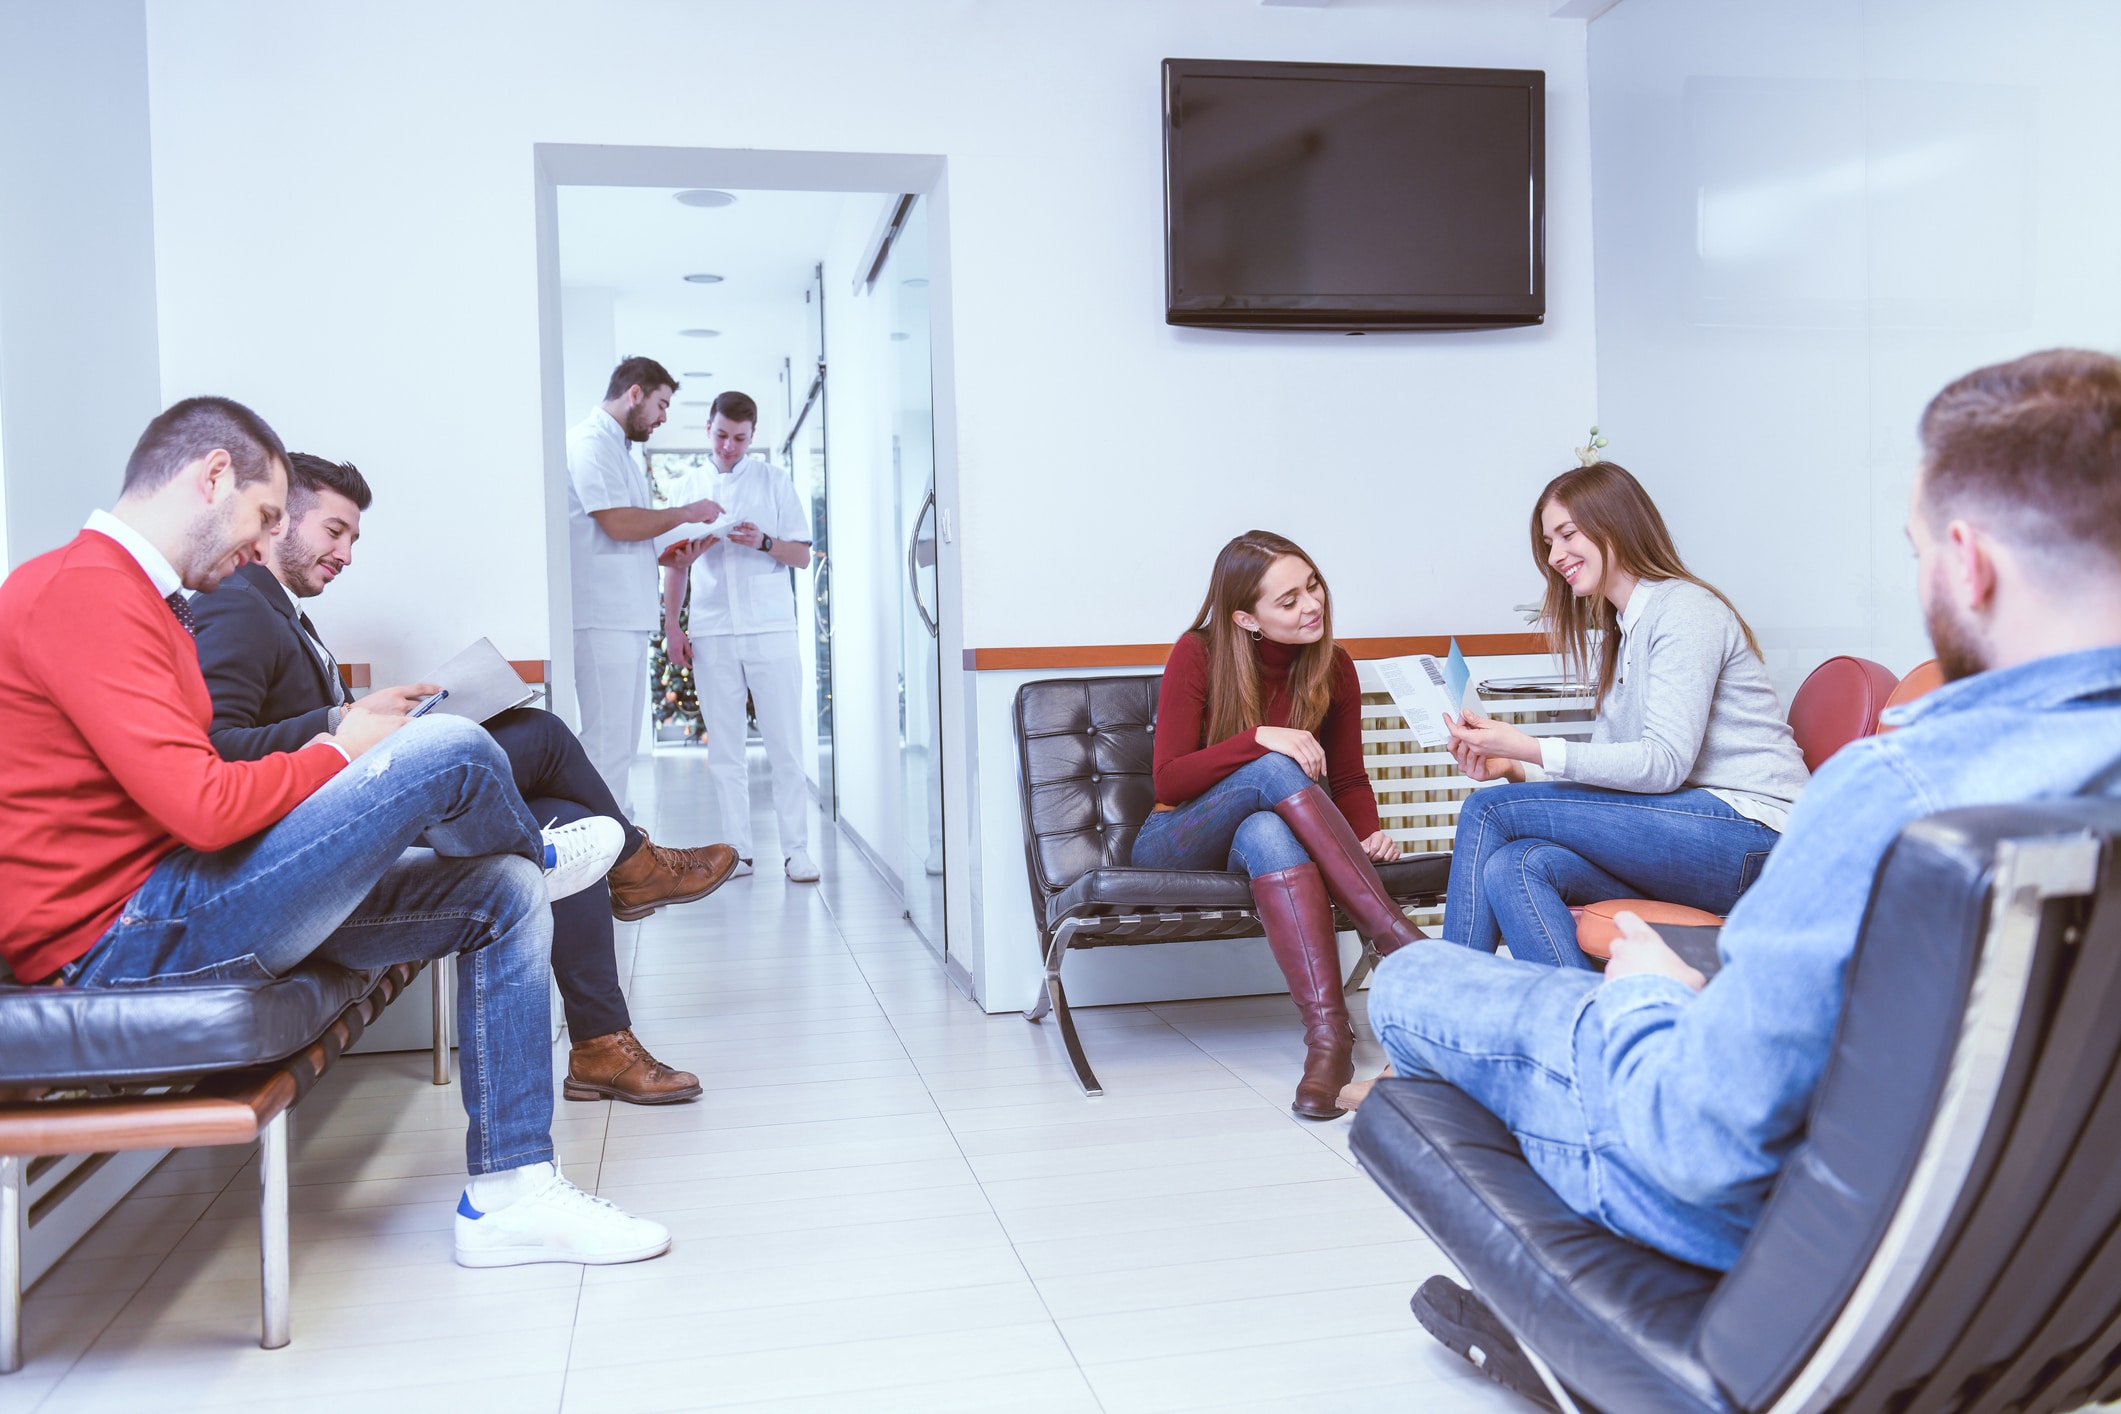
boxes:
[1163,59,1545,331]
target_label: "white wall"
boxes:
[0,0,162,573]
[140,0,1596,673]
[139,0,1600,1009]
[1587,0,2121,693]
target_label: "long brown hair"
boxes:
[1532,462,1761,706]
[1186,530,1339,744]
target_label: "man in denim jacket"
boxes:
[1368,349,2121,1272]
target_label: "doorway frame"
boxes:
[530,143,974,992]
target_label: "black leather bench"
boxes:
[0,955,446,1373]
[1014,674,1451,1095]
[1350,799,2121,1413]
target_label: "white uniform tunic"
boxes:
[663,455,815,863]
[565,406,657,814]
[664,455,813,636]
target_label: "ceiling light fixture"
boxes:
[902,277,929,288]
[680,400,710,406]
[683,273,724,284]
[683,370,713,378]
[679,328,720,338]
[890,332,910,342]
[673,189,736,208]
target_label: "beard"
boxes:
[180,497,249,592]
[1924,594,1990,682]
[273,534,329,596]
[623,404,659,442]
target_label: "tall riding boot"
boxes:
[1252,862,1355,1121]
[1274,785,1423,956]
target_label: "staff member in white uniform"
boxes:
[661,391,819,882]
[566,356,725,816]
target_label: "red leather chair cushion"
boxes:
[1880,659,1946,728]
[1786,655,1900,772]
[1576,898,1726,960]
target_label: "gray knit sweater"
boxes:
[1539,579,1810,827]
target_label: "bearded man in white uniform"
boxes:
[660,391,820,882]
[566,356,726,816]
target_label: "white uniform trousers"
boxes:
[695,628,809,862]
[573,627,648,818]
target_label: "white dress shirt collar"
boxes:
[84,509,183,599]
[1617,576,1664,634]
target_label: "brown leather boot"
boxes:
[607,837,739,921]
[1274,785,1423,956]
[564,1029,703,1104]
[1253,862,1355,1121]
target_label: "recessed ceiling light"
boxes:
[683,371,713,378]
[679,328,720,338]
[902,277,929,288]
[673,189,736,208]
[683,273,724,284]
[679,400,710,406]
[890,332,910,342]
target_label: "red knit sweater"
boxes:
[1151,632,1381,838]
[0,530,345,982]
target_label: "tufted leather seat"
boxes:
[1015,673,1451,1095]
[0,960,383,1088]
[1354,797,2121,1413]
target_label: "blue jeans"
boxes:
[1445,783,1781,969]
[1367,938,1742,1267]
[1131,753,1316,877]
[62,716,556,1176]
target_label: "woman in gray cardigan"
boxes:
[1438,462,1810,970]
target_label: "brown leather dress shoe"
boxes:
[607,837,739,921]
[564,1029,702,1104]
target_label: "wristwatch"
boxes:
[760,534,775,554]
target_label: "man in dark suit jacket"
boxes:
[193,453,738,1105]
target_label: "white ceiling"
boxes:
[557,185,869,450]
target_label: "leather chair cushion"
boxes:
[1047,866,1257,925]
[1351,1076,1731,1414]
[1374,852,1453,901]
[1577,898,1726,959]
[1047,853,1454,928]
[1786,655,1900,771]
[0,960,382,1086]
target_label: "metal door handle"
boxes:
[907,487,939,640]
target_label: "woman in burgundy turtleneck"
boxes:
[1131,531,1422,1120]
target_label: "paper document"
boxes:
[1375,639,1472,749]
[652,513,742,560]
[416,638,537,724]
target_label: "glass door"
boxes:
[883,199,946,949]
[785,263,834,816]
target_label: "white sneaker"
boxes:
[785,848,820,882]
[542,818,625,902]
[732,857,754,878]
[454,1169,670,1267]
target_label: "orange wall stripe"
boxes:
[966,633,1550,671]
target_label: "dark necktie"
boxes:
[298,611,347,705]
[165,591,196,637]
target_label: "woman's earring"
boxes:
[1249,628,1262,642]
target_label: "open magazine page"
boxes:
[1374,640,1472,748]
[417,637,537,724]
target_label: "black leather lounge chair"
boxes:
[1014,674,1452,1096]
[0,956,448,1372]
[1350,797,2121,1414]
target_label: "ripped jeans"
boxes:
[62,716,556,1175]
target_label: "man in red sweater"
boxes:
[0,397,670,1269]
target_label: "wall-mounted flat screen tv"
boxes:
[1163,58,1545,332]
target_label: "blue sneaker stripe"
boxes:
[543,843,557,870]
[457,1190,483,1220]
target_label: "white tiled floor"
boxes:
[12,748,1526,1413]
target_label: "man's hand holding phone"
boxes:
[346,682,443,719]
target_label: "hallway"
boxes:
[14,748,1511,1412]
